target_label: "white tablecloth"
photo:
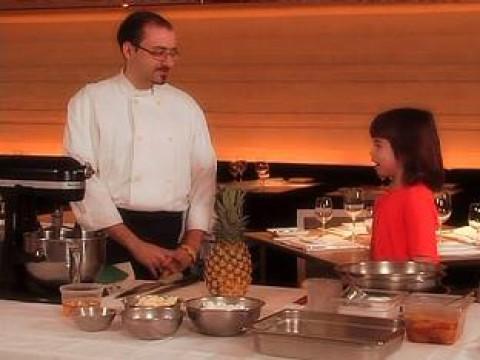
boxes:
[0,283,479,360]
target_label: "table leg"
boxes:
[296,257,307,287]
[259,244,267,285]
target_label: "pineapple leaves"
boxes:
[213,187,248,243]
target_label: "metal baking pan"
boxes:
[253,309,404,360]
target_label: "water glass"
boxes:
[434,191,452,232]
[315,196,333,232]
[303,278,343,312]
[468,203,480,243]
[343,188,364,242]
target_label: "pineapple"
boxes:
[204,187,252,296]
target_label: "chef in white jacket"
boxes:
[64,11,216,279]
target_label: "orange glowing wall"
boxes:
[1,3,480,168]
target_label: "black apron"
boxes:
[106,208,184,280]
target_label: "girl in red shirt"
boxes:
[369,108,444,263]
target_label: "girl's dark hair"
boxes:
[117,11,173,48]
[369,108,444,192]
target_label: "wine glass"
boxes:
[434,191,452,233]
[363,203,374,235]
[343,188,364,243]
[468,203,480,243]
[228,160,248,182]
[255,161,270,186]
[236,160,247,182]
[228,161,241,182]
[315,196,333,233]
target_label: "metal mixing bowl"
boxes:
[335,261,445,291]
[122,306,183,340]
[185,296,265,336]
[72,306,116,332]
[23,228,106,287]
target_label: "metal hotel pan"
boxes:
[335,261,445,292]
[253,309,404,360]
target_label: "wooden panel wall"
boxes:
[1,3,480,168]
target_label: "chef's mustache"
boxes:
[155,66,171,72]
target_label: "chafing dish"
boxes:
[253,309,404,360]
[335,261,445,291]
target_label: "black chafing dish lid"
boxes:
[0,155,87,182]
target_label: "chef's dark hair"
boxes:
[369,108,444,192]
[117,11,173,48]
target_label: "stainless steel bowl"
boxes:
[185,296,265,336]
[122,306,183,340]
[23,228,106,287]
[72,306,116,332]
[335,261,445,291]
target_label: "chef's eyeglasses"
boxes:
[135,44,180,60]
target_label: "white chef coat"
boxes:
[64,72,217,233]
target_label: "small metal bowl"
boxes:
[121,306,183,340]
[185,296,265,336]
[72,306,116,332]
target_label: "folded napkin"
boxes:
[327,223,369,237]
[277,233,368,252]
[440,226,479,244]
[438,240,480,256]
[267,227,310,237]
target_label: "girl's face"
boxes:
[370,137,402,183]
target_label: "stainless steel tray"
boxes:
[253,309,404,360]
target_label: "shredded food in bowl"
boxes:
[135,295,178,307]
[201,300,248,311]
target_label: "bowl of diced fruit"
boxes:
[185,296,265,336]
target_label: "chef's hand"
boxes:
[169,247,194,273]
[131,242,175,279]
[105,224,178,278]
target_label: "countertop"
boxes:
[0,282,479,359]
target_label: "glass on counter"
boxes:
[59,283,103,316]
[403,292,474,345]
[303,278,343,312]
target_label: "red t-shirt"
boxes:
[371,183,439,263]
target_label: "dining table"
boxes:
[246,226,480,286]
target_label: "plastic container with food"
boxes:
[403,293,474,345]
[336,289,405,319]
[59,283,104,316]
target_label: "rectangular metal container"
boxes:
[253,309,404,360]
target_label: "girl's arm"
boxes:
[404,186,440,263]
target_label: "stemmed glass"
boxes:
[315,196,333,233]
[468,203,480,243]
[255,161,270,186]
[343,188,364,243]
[363,203,374,235]
[434,192,452,233]
[228,160,248,182]
[236,160,247,182]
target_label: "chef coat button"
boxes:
[168,137,173,142]
[156,99,161,105]
[133,175,141,182]
[137,136,143,142]
[133,99,139,104]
